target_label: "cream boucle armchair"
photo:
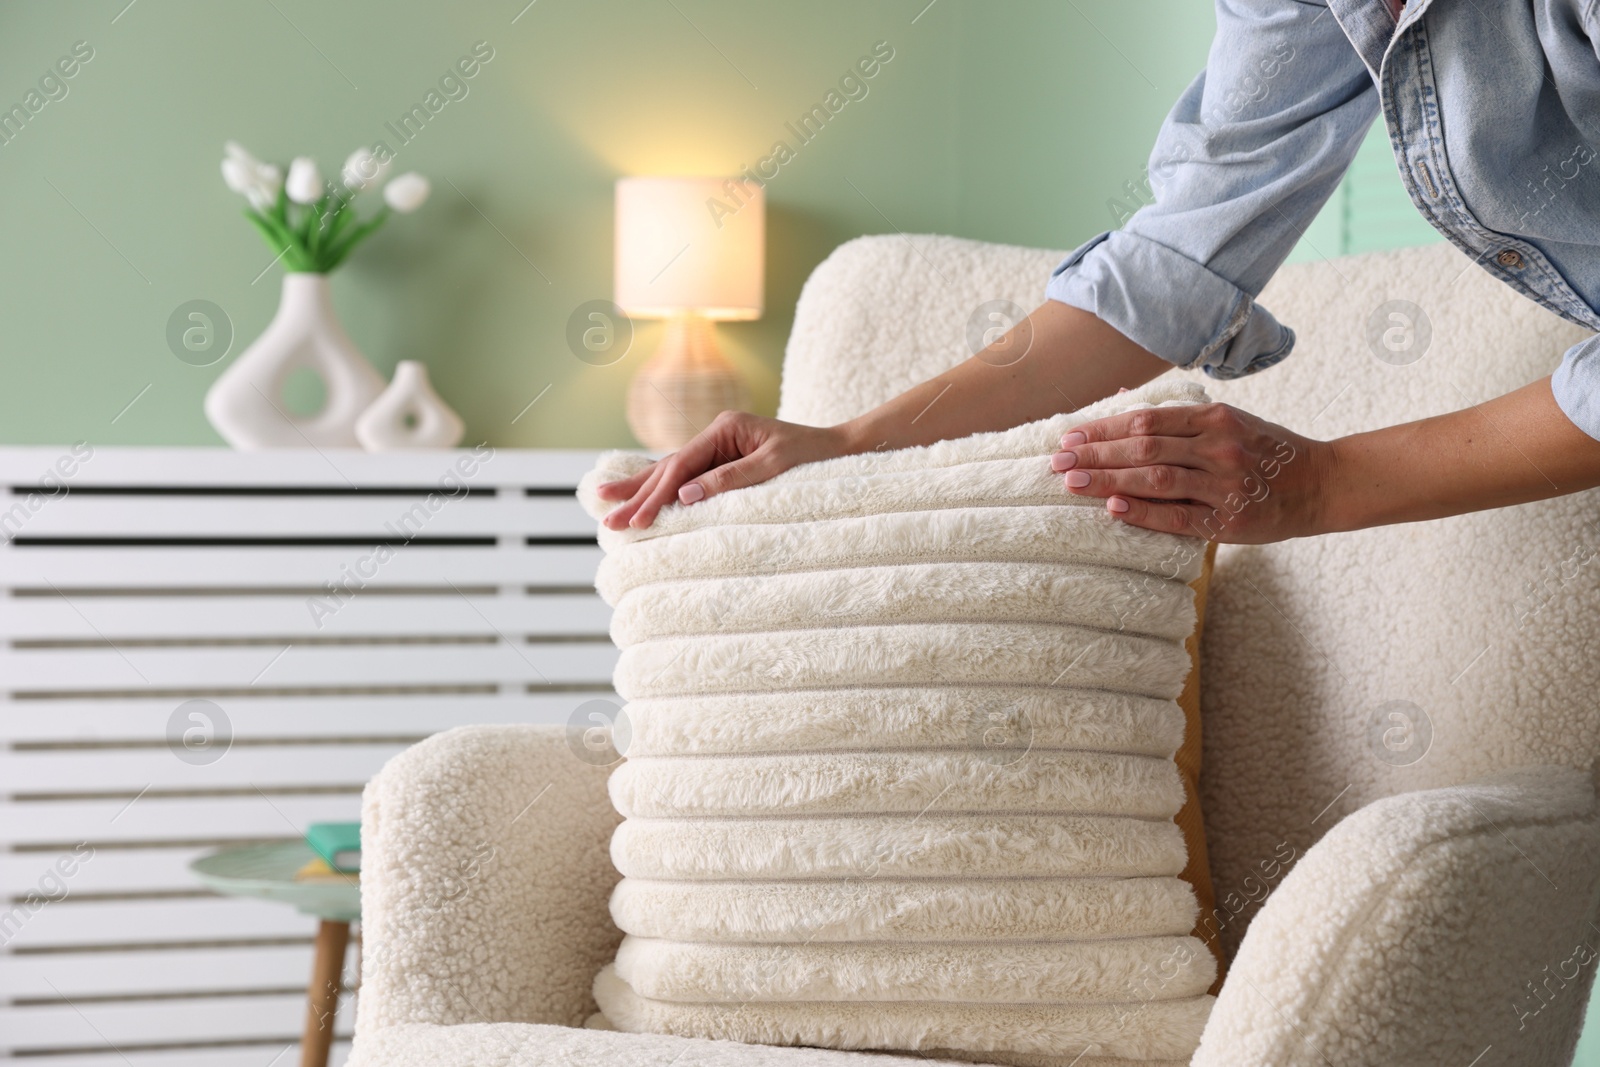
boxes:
[349,238,1600,1067]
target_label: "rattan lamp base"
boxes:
[626,313,750,451]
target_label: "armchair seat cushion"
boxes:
[576,379,1222,1063]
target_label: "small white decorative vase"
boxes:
[204,273,387,450]
[354,360,465,451]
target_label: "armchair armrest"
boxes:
[1193,766,1600,1067]
[354,724,623,1035]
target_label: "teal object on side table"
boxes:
[303,822,362,875]
[191,841,360,1067]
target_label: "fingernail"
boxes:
[679,483,705,504]
[1050,452,1077,472]
[1062,431,1086,447]
[1065,470,1091,489]
[1108,496,1130,514]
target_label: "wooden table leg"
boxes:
[300,919,350,1067]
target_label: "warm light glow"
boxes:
[614,176,764,321]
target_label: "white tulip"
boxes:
[341,147,391,193]
[286,156,324,204]
[223,145,284,211]
[224,141,261,171]
[383,172,430,213]
[222,142,269,198]
[248,164,283,211]
[221,157,256,195]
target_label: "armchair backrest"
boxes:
[779,235,1600,958]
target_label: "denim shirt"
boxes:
[1047,0,1600,440]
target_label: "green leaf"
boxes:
[306,199,327,258]
[325,197,358,243]
[245,208,312,273]
[244,208,288,251]
[318,206,391,271]
[295,199,318,250]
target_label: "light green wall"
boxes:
[0,0,1431,449]
[0,0,1206,447]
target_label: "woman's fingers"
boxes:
[1068,403,1208,447]
[628,454,702,529]
[600,413,846,531]
[1103,495,1209,537]
[689,448,778,501]
[1060,400,1328,545]
[595,466,655,501]
[662,414,750,502]
[1063,463,1212,503]
[625,414,752,529]
[602,461,670,530]
[1053,435,1205,473]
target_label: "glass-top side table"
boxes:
[191,841,360,1067]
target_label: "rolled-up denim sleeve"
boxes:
[1048,0,1380,379]
[1552,336,1600,440]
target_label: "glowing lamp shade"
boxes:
[614,176,764,320]
[614,176,763,451]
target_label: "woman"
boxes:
[603,0,1600,543]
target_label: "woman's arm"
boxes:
[1325,378,1600,529]
[1055,377,1600,542]
[599,302,1170,530]
[603,0,1380,531]
[836,301,1173,449]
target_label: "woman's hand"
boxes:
[1053,402,1335,543]
[596,302,1175,532]
[598,411,855,530]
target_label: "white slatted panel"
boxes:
[0,446,612,1064]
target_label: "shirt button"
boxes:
[1497,249,1525,269]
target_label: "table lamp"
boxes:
[614,175,763,450]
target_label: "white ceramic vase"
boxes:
[204,273,387,449]
[354,361,465,451]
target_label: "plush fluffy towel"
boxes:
[576,378,1218,1066]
